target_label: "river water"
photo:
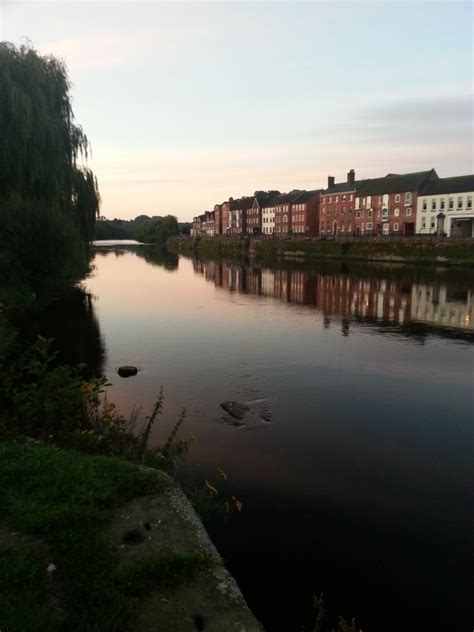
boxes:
[36,244,474,631]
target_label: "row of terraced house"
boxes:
[192,168,474,238]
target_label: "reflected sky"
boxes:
[84,248,473,632]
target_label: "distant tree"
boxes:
[135,215,179,244]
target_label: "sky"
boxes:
[1,1,473,221]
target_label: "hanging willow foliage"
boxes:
[0,42,100,289]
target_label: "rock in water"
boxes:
[118,366,138,378]
[220,401,250,420]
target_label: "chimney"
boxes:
[347,169,355,186]
[328,176,335,188]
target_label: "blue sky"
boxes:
[1,1,472,220]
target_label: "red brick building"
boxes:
[290,190,321,235]
[319,170,360,236]
[354,170,437,236]
[319,168,438,236]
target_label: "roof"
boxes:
[291,189,321,203]
[323,180,365,195]
[421,174,474,196]
[255,191,281,208]
[273,190,309,206]
[231,196,254,211]
[356,170,436,196]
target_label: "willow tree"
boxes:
[0,42,100,289]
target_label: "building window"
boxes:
[383,223,389,235]
[422,200,427,211]
[431,200,437,211]
[422,219,426,228]
[368,210,373,218]
[458,197,463,209]
[405,192,412,205]
[449,198,454,209]
[468,196,472,209]
[366,222,373,230]
[440,199,445,210]
[393,223,399,231]
[356,210,361,218]
[335,196,339,202]
[395,194,400,202]
[406,208,412,216]
[350,194,353,201]
[394,208,400,217]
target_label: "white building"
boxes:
[416,175,474,236]
[262,203,276,234]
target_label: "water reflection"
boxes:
[12,286,106,378]
[192,258,474,338]
[94,244,179,270]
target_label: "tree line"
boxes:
[95,215,191,243]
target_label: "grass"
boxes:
[0,546,55,632]
[0,441,212,631]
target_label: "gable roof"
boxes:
[421,174,474,195]
[231,196,254,211]
[357,170,437,196]
[291,189,321,203]
[323,180,365,195]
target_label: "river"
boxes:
[33,244,474,631]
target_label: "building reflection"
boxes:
[192,258,474,338]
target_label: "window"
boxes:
[422,200,427,211]
[335,196,339,202]
[468,196,472,209]
[394,208,400,217]
[356,210,361,218]
[405,192,412,205]
[368,210,373,218]
[431,200,437,211]
[395,194,400,202]
[449,198,454,209]
[440,199,445,210]
[422,219,426,228]
[366,222,373,230]
[382,208,389,219]
[458,197,463,209]
[383,223,389,235]
[393,223,399,231]
[350,195,353,201]
[406,208,412,216]
[342,195,346,201]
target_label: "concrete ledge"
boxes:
[107,472,264,632]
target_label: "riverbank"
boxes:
[168,236,474,267]
[0,440,262,632]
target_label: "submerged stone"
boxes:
[118,366,138,378]
[220,401,250,420]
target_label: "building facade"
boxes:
[319,170,358,236]
[416,175,474,237]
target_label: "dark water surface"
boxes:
[43,246,474,631]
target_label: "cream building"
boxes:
[416,175,474,236]
[262,204,276,234]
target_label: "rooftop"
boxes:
[421,174,474,195]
